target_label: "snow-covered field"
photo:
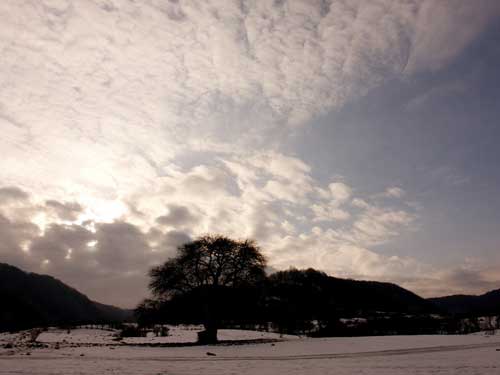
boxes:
[31,326,296,345]
[2,328,500,374]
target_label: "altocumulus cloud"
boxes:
[2,0,499,196]
[1,0,500,305]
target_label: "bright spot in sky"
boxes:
[31,213,49,235]
[79,198,127,224]
[65,248,73,260]
[20,241,31,253]
[86,240,98,249]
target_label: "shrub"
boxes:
[120,325,145,338]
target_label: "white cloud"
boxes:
[1,0,494,203]
[268,227,426,282]
[384,187,405,198]
[329,182,352,202]
[311,204,350,222]
[352,198,370,209]
[351,206,415,246]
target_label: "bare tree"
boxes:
[149,234,266,343]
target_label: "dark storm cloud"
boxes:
[0,213,38,268]
[158,230,191,251]
[29,223,94,263]
[0,191,195,307]
[45,200,84,221]
[155,204,199,228]
[0,186,30,203]
[94,221,151,270]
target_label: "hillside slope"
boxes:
[429,289,500,315]
[266,268,437,316]
[0,263,133,332]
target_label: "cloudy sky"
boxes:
[1,0,500,307]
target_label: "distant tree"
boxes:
[148,234,266,344]
[135,298,162,328]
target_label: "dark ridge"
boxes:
[428,289,500,315]
[0,263,133,332]
[264,268,437,317]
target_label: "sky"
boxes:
[1,0,500,308]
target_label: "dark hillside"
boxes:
[0,263,132,332]
[429,289,500,315]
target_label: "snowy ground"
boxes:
[31,326,296,345]
[2,328,500,374]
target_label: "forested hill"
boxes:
[428,289,500,315]
[265,268,437,317]
[0,263,133,332]
[147,268,438,329]
[1,263,440,334]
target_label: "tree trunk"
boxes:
[198,323,218,344]
[198,292,218,344]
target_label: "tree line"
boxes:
[137,234,473,344]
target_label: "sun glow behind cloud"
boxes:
[77,198,128,224]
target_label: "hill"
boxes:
[143,268,439,336]
[266,268,436,316]
[428,289,500,315]
[259,269,442,335]
[0,263,133,332]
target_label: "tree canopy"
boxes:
[148,234,266,343]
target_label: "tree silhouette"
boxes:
[148,234,266,343]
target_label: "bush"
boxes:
[153,325,169,337]
[120,325,145,338]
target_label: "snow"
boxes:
[37,329,117,345]
[122,326,297,345]
[18,326,297,346]
[2,328,500,374]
